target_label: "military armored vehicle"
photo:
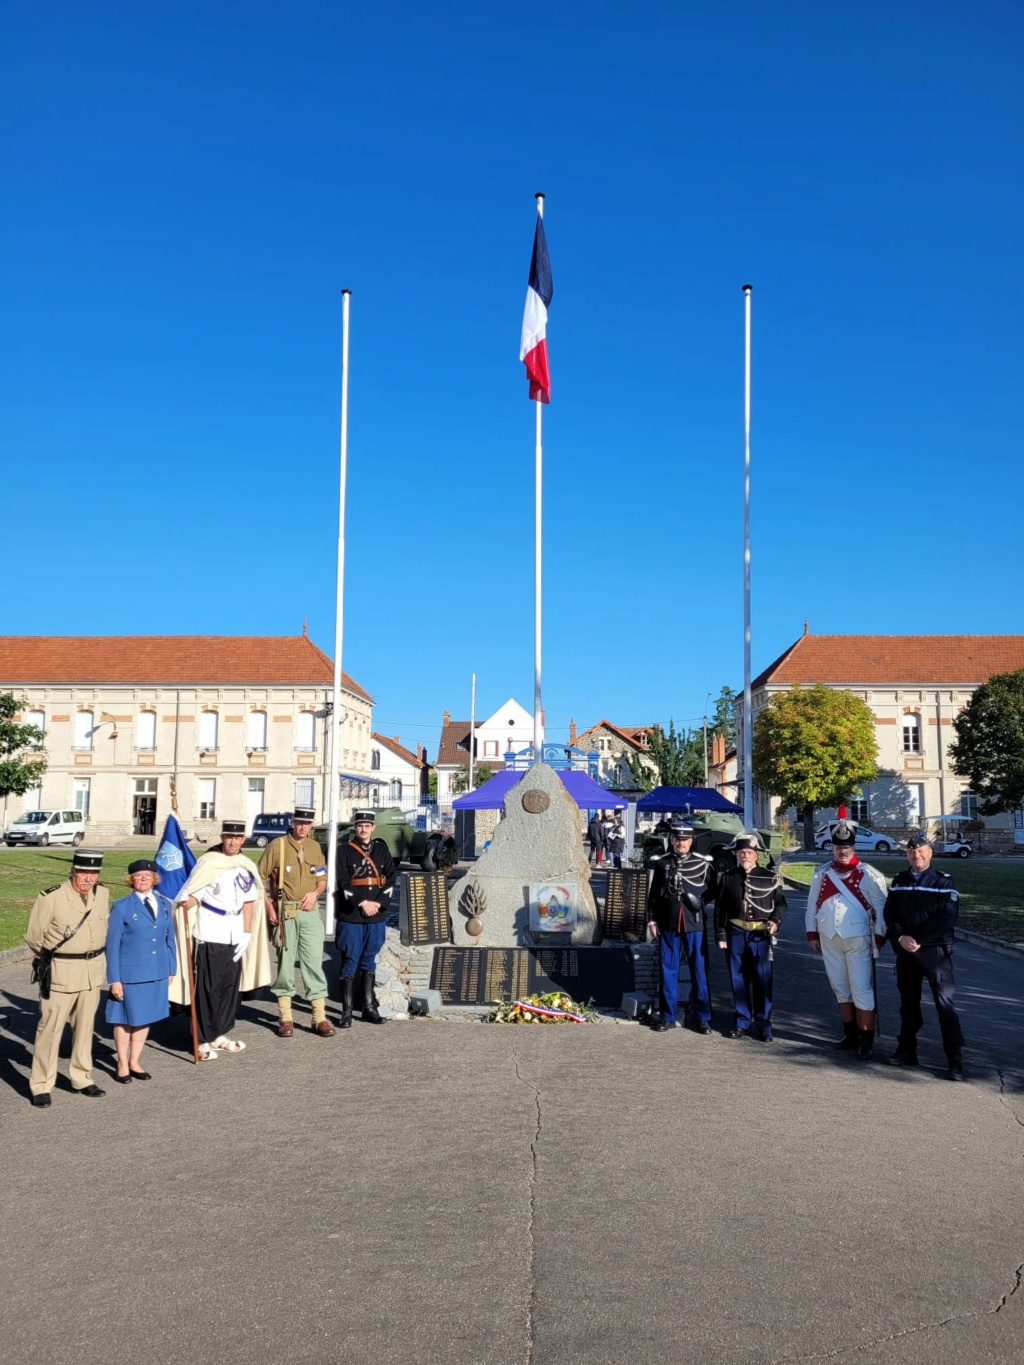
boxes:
[640,809,783,871]
[315,807,459,872]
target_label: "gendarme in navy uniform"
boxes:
[883,832,965,1081]
[647,820,718,1033]
[715,833,786,1041]
[335,810,397,1028]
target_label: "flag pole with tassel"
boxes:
[325,288,351,938]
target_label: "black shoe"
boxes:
[887,1046,919,1068]
[652,1018,678,1032]
[358,969,385,1024]
[77,1084,105,1098]
[947,1055,965,1082]
[757,1028,774,1043]
[727,1027,752,1040]
[113,1072,133,1085]
[833,1021,859,1051]
[128,1069,152,1080]
[30,1093,51,1108]
[695,1021,712,1035]
[339,975,355,1030]
[857,1029,874,1061]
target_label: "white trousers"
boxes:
[820,933,875,1010]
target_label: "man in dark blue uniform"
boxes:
[335,810,397,1028]
[715,833,786,1041]
[883,832,965,1081]
[647,820,718,1033]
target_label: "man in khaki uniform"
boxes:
[25,848,111,1106]
[258,806,334,1038]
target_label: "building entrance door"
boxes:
[133,778,158,835]
[247,778,266,834]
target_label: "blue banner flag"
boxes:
[154,812,196,901]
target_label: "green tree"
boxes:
[950,669,1024,814]
[0,694,47,798]
[629,721,705,790]
[710,686,737,748]
[427,769,438,799]
[751,684,878,849]
[450,763,493,795]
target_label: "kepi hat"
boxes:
[292,806,316,824]
[669,820,694,838]
[353,810,376,825]
[220,819,247,837]
[71,848,103,872]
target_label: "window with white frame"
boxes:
[901,714,921,754]
[23,784,41,812]
[199,711,219,751]
[74,778,91,815]
[848,798,869,822]
[390,779,403,800]
[296,712,315,752]
[198,778,216,819]
[74,710,94,751]
[248,710,268,750]
[27,709,45,741]
[137,710,157,750]
[295,779,314,809]
[960,790,979,820]
[371,749,381,770]
[484,740,499,756]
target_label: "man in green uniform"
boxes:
[25,848,111,1106]
[259,806,334,1037]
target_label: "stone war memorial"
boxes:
[376,763,655,1017]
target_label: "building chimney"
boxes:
[803,618,809,635]
[443,710,450,725]
[416,742,423,761]
[569,718,576,744]
[394,735,400,744]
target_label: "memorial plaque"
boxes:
[429,945,635,1008]
[399,872,452,946]
[521,788,550,814]
[601,868,649,940]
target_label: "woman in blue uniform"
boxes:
[105,859,177,1082]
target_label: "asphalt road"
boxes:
[1,890,1022,1365]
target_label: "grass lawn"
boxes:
[0,847,261,952]
[784,857,1024,944]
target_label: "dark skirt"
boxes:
[106,979,170,1028]
[194,941,243,1043]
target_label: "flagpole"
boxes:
[741,284,754,830]
[468,672,477,792]
[533,191,545,766]
[326,288,351,937]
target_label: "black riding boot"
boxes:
[833,1019,859,1050]
[339,975,355,1030]
[857,1028,874,1060]
[359,969,385,1024]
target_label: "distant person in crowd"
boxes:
[24,848,111,1106]
[172,819,271,1061]
[259,807,333,1039]
[105,859,177,1082]
[588,811,606,866]
[884,834,965,1081]
[715,833,787,1041]
[608,816,626,869]
[805,809,888,1059]
[335,810,397,1028]
[647,820,718,1034]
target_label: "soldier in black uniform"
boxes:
[335,810,397,1028]
[647,820,718,1033]
[883,832,965,1081]
[715,833,786,1040]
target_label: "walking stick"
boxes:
[181,903,200,1065]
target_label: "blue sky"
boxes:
[3,1,1021,758]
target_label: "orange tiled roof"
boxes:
[753,634,1024,689]
[0,635,373,699]
[575,719,651,751]
[372,733,424,768]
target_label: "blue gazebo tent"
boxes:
[452,769,627,811]
[636,786,741,815]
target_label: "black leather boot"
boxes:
[833,1019,859,1050]
[857,1028,874,1060]
[339,975,355,1030]
[359,969,385,1024]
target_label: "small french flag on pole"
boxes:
[520,205,552,404]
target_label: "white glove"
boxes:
[233,931,253,963]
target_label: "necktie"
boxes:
[144,896,157,916]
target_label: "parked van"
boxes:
[4,809,86,847]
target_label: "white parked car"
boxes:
[4,809,86,847]
[814,824,896,854]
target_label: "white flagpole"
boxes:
[468,672,477,792]
[533,192,545,766]
[742,284,754,830]
[325,288,351,937]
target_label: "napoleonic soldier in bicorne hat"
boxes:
[334,810,397,1028]
[884,833,966,1081]
[805,807,888,1059]
[25,848,111,1106]
[647,820,718,1033]
[715,833,786,1041]
[258,806,334,1038]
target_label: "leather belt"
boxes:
[729,919,770,932]
[351,877,386,888]
[53,948,104,960]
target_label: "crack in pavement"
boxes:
[997,1067,1024,1131]
[509,1040,541,1365]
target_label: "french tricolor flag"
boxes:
[520,209,552,404]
